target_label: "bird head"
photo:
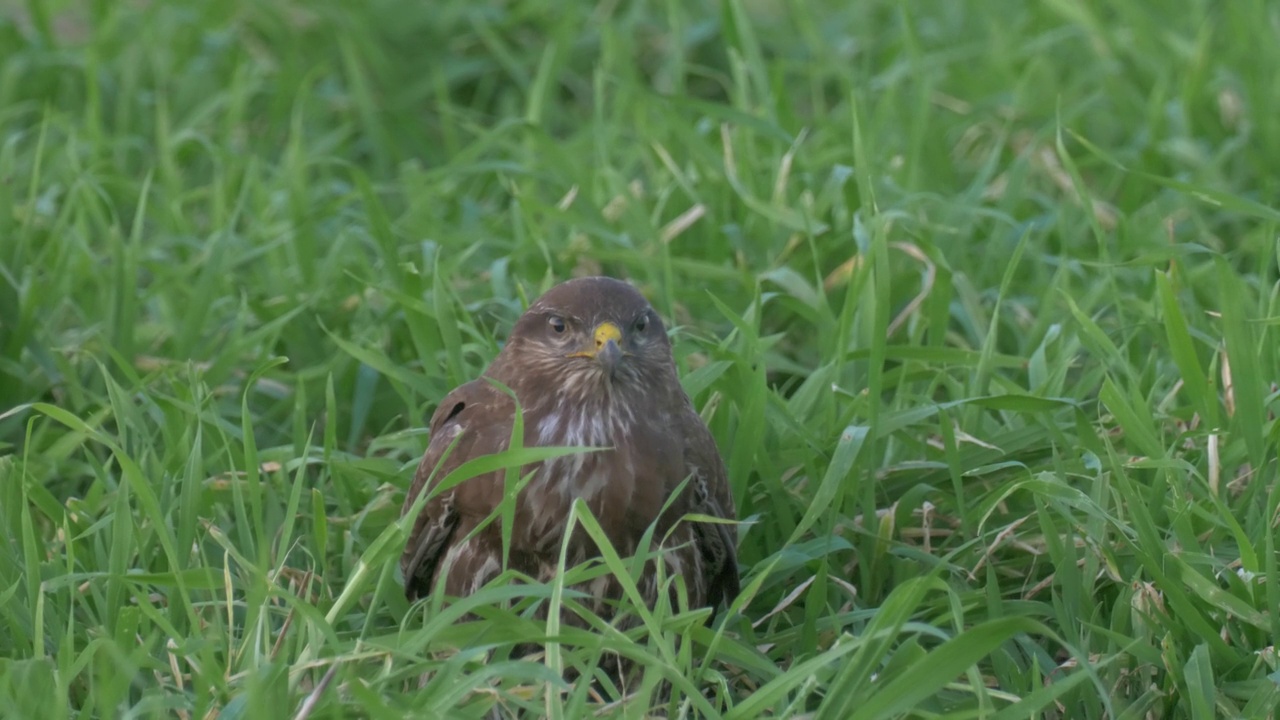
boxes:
[504,277,674,390]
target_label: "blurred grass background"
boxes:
[1,0,1279,717]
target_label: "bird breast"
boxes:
[532,397,637,493]
[517,393,651,556]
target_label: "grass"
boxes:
[1,0,1279,717]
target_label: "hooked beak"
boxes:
[568,321,624,377]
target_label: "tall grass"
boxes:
[1,0,1278,717]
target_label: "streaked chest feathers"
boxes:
[519,388,667,556]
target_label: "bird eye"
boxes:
[634,314,649,333]
[549,316,566,333]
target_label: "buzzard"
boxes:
[400,276,739,624]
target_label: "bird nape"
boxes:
[399,276,740,666]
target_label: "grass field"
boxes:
[2,0,1280,717]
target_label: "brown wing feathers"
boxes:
[400,381,491,600]
[683,409,741,609]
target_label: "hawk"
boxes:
[400,276,739,624]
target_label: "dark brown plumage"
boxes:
[400,276,739,624]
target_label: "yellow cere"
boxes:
[593,322,622,348]
[566,321,624,359]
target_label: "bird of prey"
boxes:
[400,276,739,624]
